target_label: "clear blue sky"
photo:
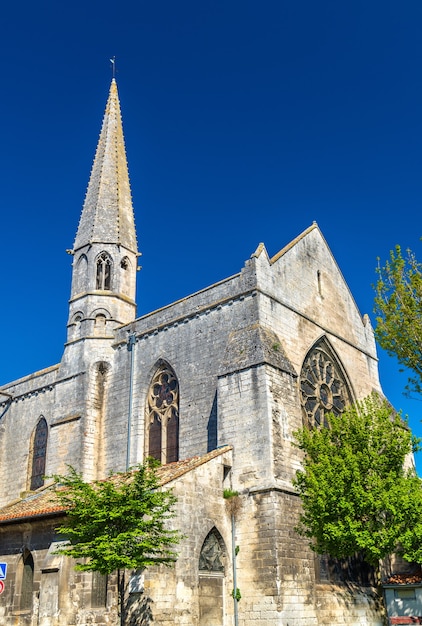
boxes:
[1,1,421,468]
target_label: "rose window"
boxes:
[300,342,352,427]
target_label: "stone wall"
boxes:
[0,224,391,625]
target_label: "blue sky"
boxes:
[1,1,421,469]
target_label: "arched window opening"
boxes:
[94,314,106,336]
[72,253,88,294]
[96,252,112,290]
[30,417,48,491]
[20,551,34,611]
[146,364,179,464]
[300,338,353,428]
[69,311,84,341]
[120,256,132,296]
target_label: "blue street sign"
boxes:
[0,563,7,579]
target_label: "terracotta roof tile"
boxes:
[0,446,232,524]
[384,568,422,585]
[0,484,64,523]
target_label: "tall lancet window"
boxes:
[96,252,112,290]
[300,338,353,428]
[30,417,48,490]
[146,364,179,464]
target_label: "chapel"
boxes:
[0,79,388,625]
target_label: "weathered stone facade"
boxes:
[0,79,388,625]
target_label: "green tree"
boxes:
[53,459,182,626]
[374,244,422,397]
[293,394,422,569]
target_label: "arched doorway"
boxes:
[198,528,226,625]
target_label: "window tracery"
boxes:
[96,252,112,290]
[300,339,352,428]
[146,364,179,464]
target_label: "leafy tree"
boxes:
[293,394,422,569]
[52,459,182,625]
[374,244,422,397]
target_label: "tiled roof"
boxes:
[383,568,422,586]
[0,446,232,524]
[0,484,65,523]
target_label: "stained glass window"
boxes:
[30,418,48,490]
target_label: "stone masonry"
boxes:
[0,78,388,625]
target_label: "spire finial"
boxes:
[110,56,116,79]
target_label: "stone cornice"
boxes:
[114,284,377,362]
[0,371,85,406]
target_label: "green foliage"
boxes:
[231,587,241,601]
[52,459,182,575]
[374,244,422,397]
[293,394,422,567]
[223,488,239,499]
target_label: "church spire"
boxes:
[62,79,139,367]
[73,78,138,254]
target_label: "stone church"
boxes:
[0,79,388,625]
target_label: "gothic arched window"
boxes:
[73,253,88,294]
[96,252,112,290]
[120,256,132,296]
[30,417,48,491]
[20,551,34,611]
[300,338,353,428]
[199,529,225,572]
[146,364,179,464]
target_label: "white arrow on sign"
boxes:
[0,563,6,580]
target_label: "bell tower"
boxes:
[61,79,139,375]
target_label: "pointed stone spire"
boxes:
[62,79,139,373]
[73,79,138,254]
